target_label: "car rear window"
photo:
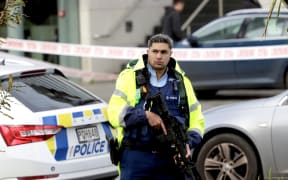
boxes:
[2,73,102,112]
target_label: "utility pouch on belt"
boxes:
[106,135,122,166]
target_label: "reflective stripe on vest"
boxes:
[113,89,129,105]
[189,101,200,113]
[119,105,129,127]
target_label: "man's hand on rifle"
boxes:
[145,111,167,135]
[185,144,191,158]
[174,144,191,165]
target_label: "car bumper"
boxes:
[0,141,118,180]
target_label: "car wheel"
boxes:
[197,133,258,180]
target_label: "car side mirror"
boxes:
[187,35,199,47]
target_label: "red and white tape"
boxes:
[1,38,288,61]
[0,49,118,81]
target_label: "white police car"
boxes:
[0,53,118,179]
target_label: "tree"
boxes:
[0,0,25,119]
[0,0,25,25]
[0,75,14,119]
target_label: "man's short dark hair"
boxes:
[173,0,185,5]
[147,34,174,49]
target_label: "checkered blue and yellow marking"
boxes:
[43,108,113,161]
[42,108,105,127]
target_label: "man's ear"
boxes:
[170,50,173,56]
[147,49,149,54]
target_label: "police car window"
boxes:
[3,73,101,112]
[193,17,244,42]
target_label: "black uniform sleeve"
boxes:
[124,106,148,127]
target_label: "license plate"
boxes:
[76,126,99,143]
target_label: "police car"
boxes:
[0,53,118,179]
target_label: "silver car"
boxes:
[193,91,288,179]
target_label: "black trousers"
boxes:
[120,148,187,180]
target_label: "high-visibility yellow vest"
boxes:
[108,55,205,144]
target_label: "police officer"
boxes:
[108,34,204,180]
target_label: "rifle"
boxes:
[147,92,199,179]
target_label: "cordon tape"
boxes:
[1,38,288,61]
[1,38,288,81]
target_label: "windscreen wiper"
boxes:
[76,99,101,105]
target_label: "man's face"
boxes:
[175,2,184,12]
[147,42,172,71]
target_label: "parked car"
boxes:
[176,9,288,96]
[0,53,118,179]
[192,90,288,179]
